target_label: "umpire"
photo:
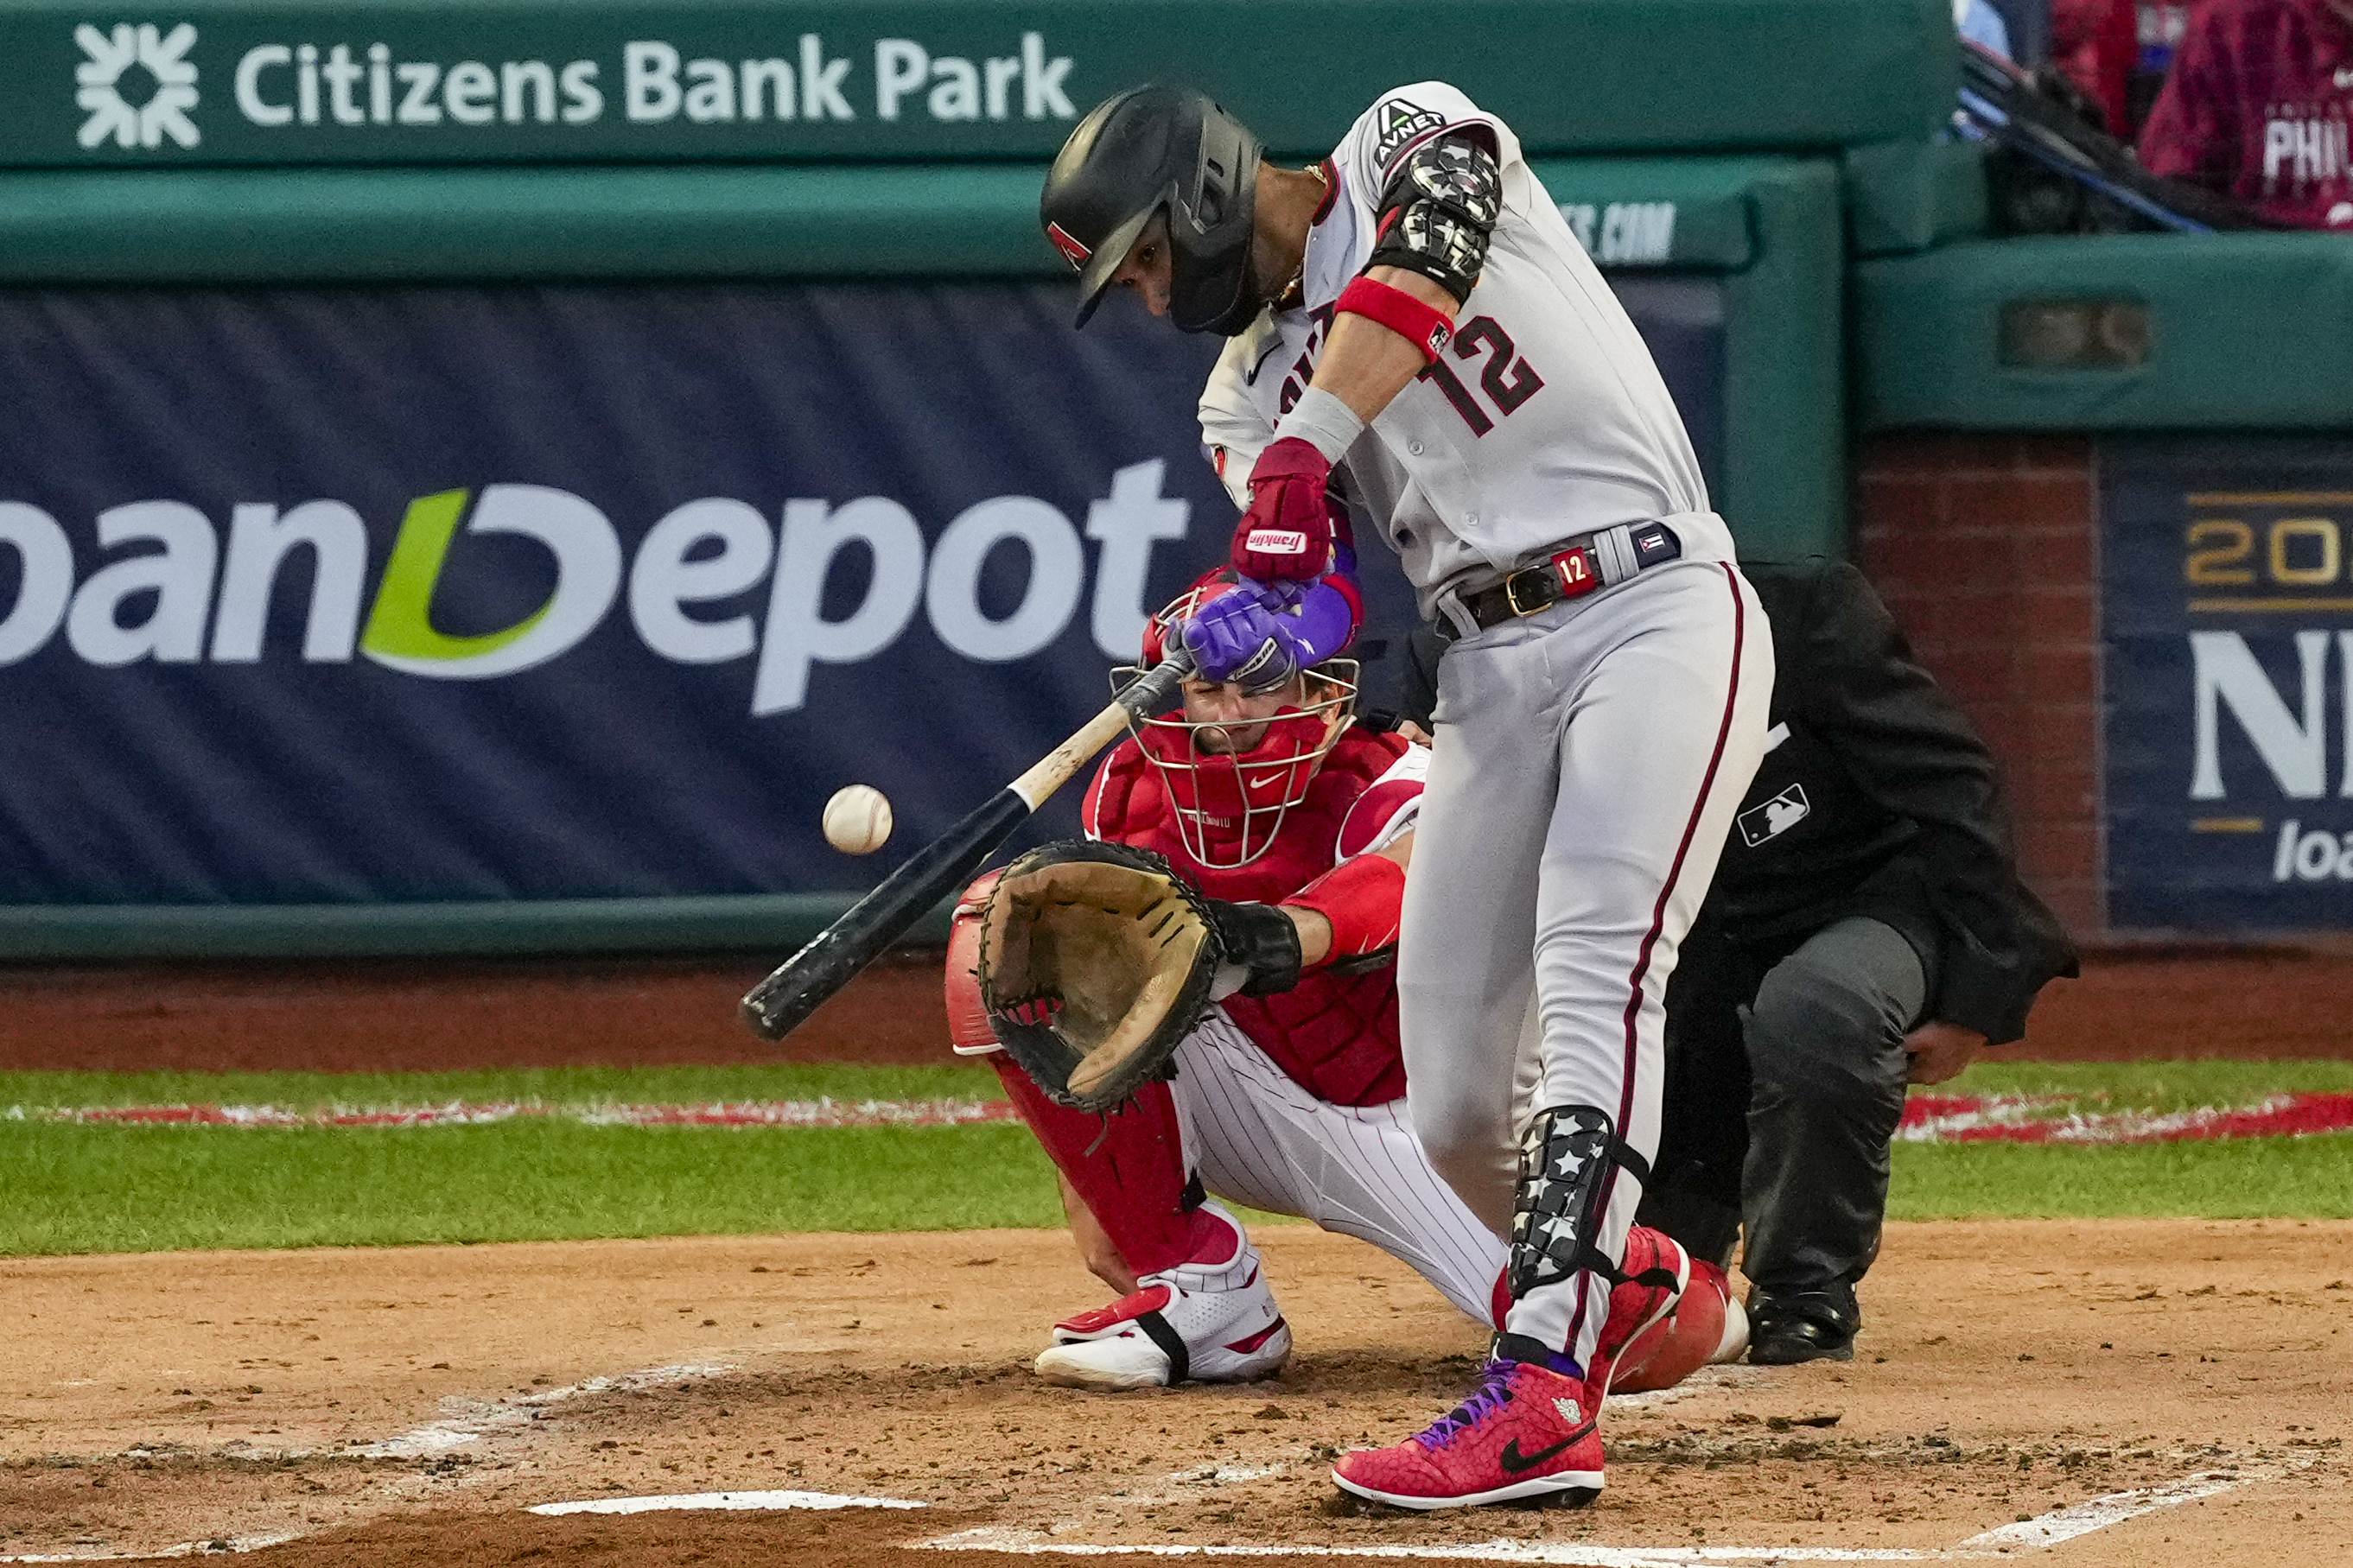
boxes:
[1636,557,2076,1364]
[1403,555,2076,1366]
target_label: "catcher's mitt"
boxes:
[975,839,1223,1113]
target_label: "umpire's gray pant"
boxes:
[1741,916,1928,1329]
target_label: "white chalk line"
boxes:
[531,1489,927,1516]
[349,1358,736,1458]
[0,1529,302,1563]
[907,1463,2300,1563]
[1947,1466,2257,1549]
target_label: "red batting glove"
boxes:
[1231,437,1335,582]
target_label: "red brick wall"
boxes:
[1852,433,2103,938]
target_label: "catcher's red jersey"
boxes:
[1083,724,1424,1106]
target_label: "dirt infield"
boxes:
[6,1221,2348,1565]
[6,944,2352,1073]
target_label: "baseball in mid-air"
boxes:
[822,784,894,855]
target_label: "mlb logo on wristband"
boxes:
[1553,544,1599,597]
[1247,529,1311,555]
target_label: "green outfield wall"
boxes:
[57,1,2353,956]
[1854,232,2353,431]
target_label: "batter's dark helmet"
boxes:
[1040,85,1264,336]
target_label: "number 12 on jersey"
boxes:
[1421,315,1544,437]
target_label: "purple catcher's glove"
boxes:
[1180,576,1359,696]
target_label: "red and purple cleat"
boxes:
[1331,1335,1603,1510]
[1332,1227,1691,1509]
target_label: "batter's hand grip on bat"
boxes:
[738,654,1192,1044]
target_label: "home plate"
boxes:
[531,1489,928,1516]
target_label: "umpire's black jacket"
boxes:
[1705,557,2076,1044]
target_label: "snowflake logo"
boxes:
[76,22,200,149]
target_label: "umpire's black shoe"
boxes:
[1745,1291,1858,1366]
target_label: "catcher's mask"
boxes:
[976,839,1223,1113]
[1119,576,1358,870]
[1040,84,1265,335]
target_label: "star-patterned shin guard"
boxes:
[1507,1105,1622,1299]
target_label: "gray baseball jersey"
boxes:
[1198,80,1733,616]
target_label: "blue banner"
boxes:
[0,278,1725,910]
[2102,435,2353,931]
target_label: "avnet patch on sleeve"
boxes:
[1370,97,1448,169]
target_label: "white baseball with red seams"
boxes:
[1198,81,1771,1372]
[821,784,894,855]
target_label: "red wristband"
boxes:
[1336,276,1454,365]
[1286,852,1406,965]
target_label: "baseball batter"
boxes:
[1043,82,1771,1508]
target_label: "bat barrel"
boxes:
[740,787,1029,1041]
[738,654,1189,1044]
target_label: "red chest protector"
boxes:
[1084,725,1413,1107]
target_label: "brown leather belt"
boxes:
[1453,522,1683,634]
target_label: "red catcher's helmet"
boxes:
[1118,572,1358,869]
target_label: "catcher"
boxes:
[945,571,1740,1393]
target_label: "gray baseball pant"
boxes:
[1397,556,1771,1366]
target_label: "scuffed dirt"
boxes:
[3,1221,2350,1564]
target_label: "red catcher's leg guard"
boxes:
[986,1055,1232,1279]
[1610,1260,1734,1395]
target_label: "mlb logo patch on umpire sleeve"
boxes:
[1737,784,1809,847]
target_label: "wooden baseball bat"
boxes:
[740,654,1193,1042]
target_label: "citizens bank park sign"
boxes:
[29,10,1084,162]
[0,0,1954,167]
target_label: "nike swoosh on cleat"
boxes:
[1498,1436,1574,1473]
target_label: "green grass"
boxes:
[1889,1136,2353,1221]
[3,1060,2348,1256]
[6,1121,1067,1256]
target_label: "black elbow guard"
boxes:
[1369,135,1502,304]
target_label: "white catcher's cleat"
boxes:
[1034,1204,1290,1390]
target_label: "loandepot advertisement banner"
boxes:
[0,278,1724,908]
[2103,435,2353,931]
[0,282,1231,905]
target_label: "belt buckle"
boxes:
[1503,569,1548,619]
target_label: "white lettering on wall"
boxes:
[0,503,75,665]
[2188,629,2331,800]
[629,497,775,664]
[925,496,1084,663]
[211,500,370,662]
[231,34,1076,132]
[754,497,925,716]
[67,500,219,667]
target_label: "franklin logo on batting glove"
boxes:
[1247,530,1310,555]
